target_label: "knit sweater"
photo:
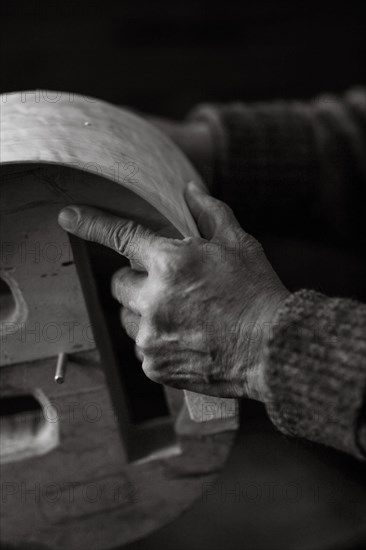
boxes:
[189,88,366,460]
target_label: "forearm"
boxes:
[188,88,366,247]
[263,289,366,460]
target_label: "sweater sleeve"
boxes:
[263,289,366,460]
[188,88,366,248]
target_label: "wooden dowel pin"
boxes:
[54,352,68,384]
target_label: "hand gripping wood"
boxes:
[0,90,238,426]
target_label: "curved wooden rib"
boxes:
[1,91,199,237]
[0,91,238,424]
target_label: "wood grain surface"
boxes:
[0,92,238,549]
[0,351,235,549]
[0,91,238,424]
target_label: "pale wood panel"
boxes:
[0,92,237,427]
[0,351,235,549]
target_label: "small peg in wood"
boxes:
[54,352,67,384]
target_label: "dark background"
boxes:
[1,0,365,118]
[3,0,365,298]
[1,3,366,549]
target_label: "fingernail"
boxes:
[58,207,79,231]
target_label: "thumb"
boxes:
[184,181,241,240]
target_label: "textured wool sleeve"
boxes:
[188,88,366,248]
[188,89,366,458]
[263,290,366,460]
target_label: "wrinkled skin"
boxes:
[58,182,289,402]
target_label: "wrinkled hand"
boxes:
[58,182,289,401]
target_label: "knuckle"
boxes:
[153,248,176,275]
[202,193,221,209]
[142,358,163,384]
[137,296,157,319]
[155,238,198,276]
[126,321,139,339]
[137,289,158,316]
[112,266,129,292]
[112,221,140,256]
[136,327,156,353]
[114,266,131,281]
[120,309,139,339]
[137,298,151,316]
[239,232,261,253]
[112,222,152,261]
[134,344,144,362]
[249,239,263,258]
[210,197,232,216]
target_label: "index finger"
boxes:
[58,205,164,270]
